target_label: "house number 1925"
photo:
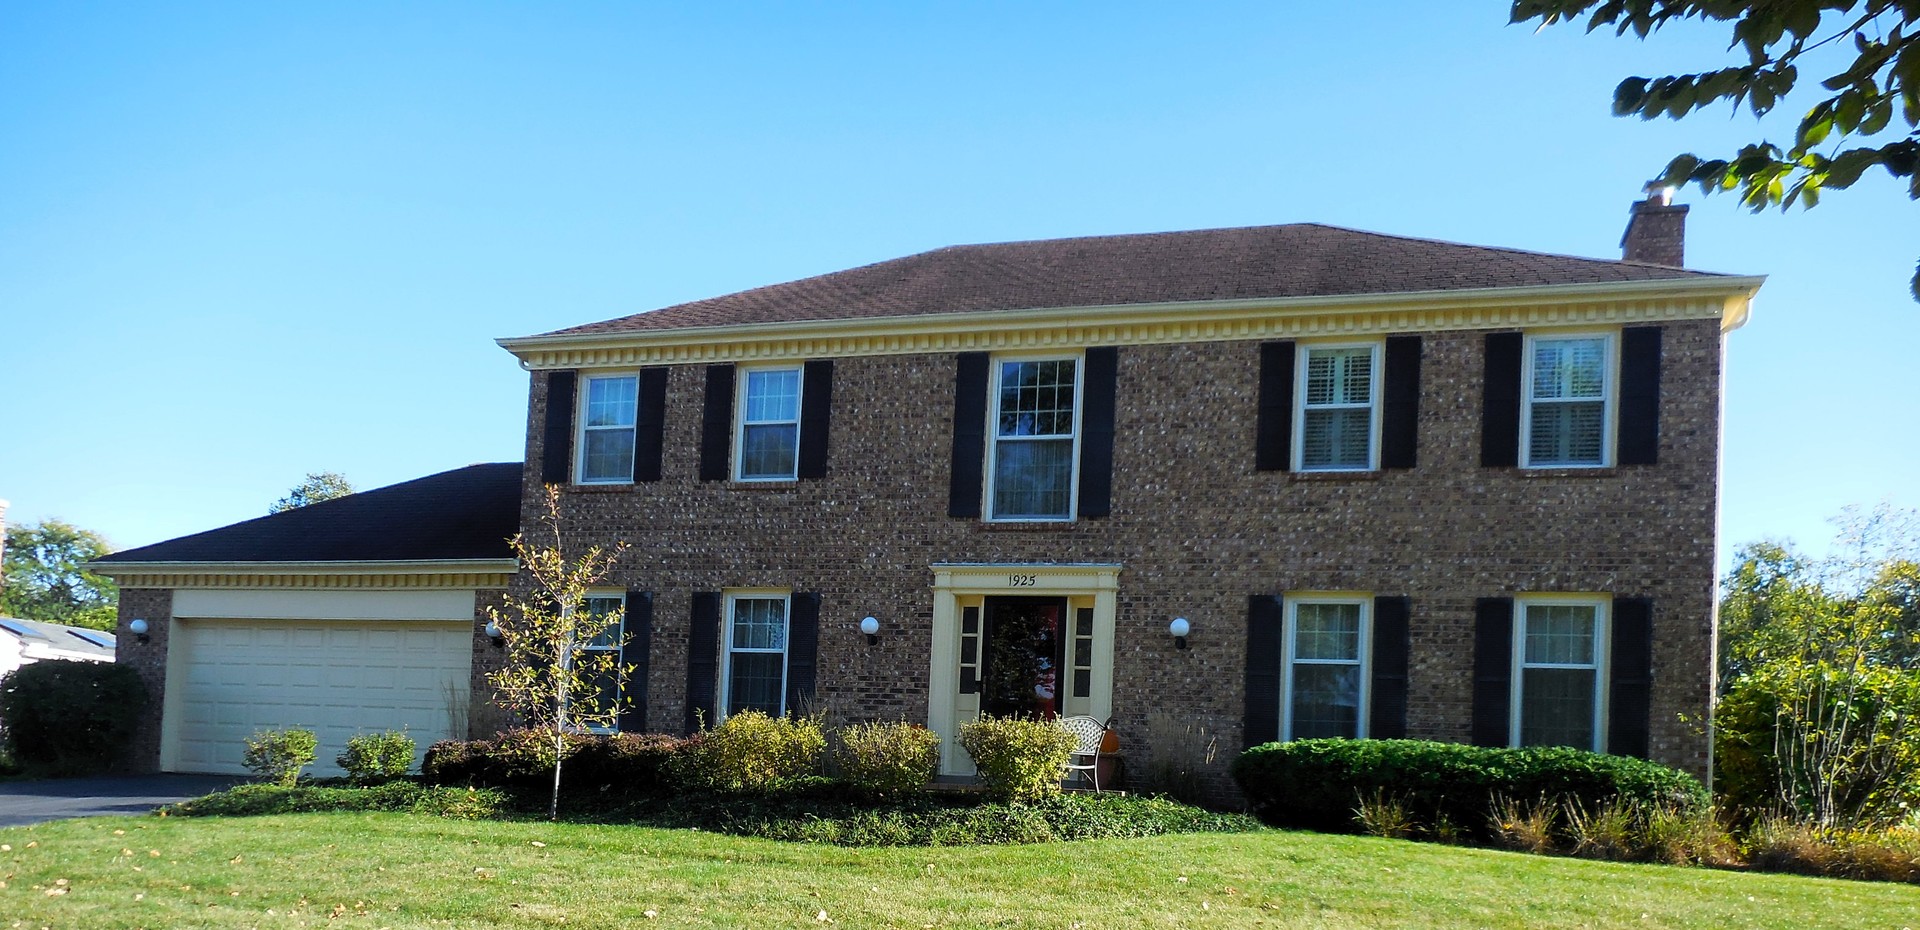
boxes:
[1008,574,1037,587]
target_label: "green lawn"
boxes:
[2,813,1915,929]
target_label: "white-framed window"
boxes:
[986,355,1081,521]
[722,592,790,717]
[1521,333,1614,468]
[1294,342,1381,471]
[577,373,640,483]
[1282,595,1372,740]
[580,592,626,731]
[1512,595,1610,751]
[736,365,803,481]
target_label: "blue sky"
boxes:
[2,3,1913,564]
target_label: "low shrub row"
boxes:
[581,784,1257,846]
[424,712,1076,802]
[168,782,507,819]
[1231,739,1707,841]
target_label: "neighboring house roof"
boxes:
[0,616,116,663]
[93,463,523,565]
[544,223,1729,336]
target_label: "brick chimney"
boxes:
[1621,186,1688,266]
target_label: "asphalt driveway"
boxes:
[0,774,244,827]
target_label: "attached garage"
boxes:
[92,464,522,777]
[164,616,473,776]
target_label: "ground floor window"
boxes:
[1513,596,1608,750]
[1283,595,1371,740]
[581,592,625,730]
[723,593,789,717]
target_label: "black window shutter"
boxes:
[797,360,834,480]
[1370,596,1411,739]
[1618,327,1663,466]
[698,365,736,482]
[1481,333,1523,467]
[948,352,990,518]
[1254,342,1295,471]
[1077,347,1118,518]
[1608,597,1655,758]
[619,590,652,732]
[1471,597,1515,746]
[785,592,822,716]
[1244,595,1284,747]
[686,592,721,733]
[1381,336,1422,469]
[633,369,668,483]
[541,370,578,485]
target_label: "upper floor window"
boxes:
[723,592,790,717]
[581,592,626,729]
[1522,334,1613,468]
[736,366,803,480]
[1283,596,1372,740]
[578,374,639,483]
[1295,343,1380,471]
[1512,596,1608,750]
[988,356,1080,521]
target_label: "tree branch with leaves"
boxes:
[484,485,629,820]
[1515,1,1920,298]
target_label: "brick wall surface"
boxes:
[115,588,173,772]
[483,320,1722,791]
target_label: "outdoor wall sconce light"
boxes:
[484,620,504,648]
[128,618,150,644]
[860,616,880,646]
[1168,617,1190,650]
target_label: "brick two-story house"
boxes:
[101,197,1759,785]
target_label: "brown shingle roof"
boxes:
[545,223,1722,337]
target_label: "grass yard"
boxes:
[2,813,1917,929]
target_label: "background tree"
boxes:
[1515,1,1920,299]
[1715,503,1920,824]
[484,486,629,820]
[269,472,355,514]
[0,520,118,631]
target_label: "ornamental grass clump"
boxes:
[243,728,317,787]
[957,715,1076,802]
[833,721,941,796]
[681,709,825,791]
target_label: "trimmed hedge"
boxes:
[0,659,147,776]
[422,730,689,795]
[1231,739,1705,839]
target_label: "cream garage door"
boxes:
[165,619,471,776]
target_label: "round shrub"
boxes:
[957,715,1076,801]
[244,728,317,786]
[1230,738,1705,840]
[337,730,416,784]
[834,721,941,796]
[0,659,147,776]
[680,710,825,791]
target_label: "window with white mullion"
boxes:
[1512,598,1608,751]
[1295,344,1380,471]
[577,374,640,483]
[987,356,1080,520]
[1523,334,1613,467]
[579,593,626,731]
[1282,598,1371,741]
[722,594,790,718]
[736,366,803,480]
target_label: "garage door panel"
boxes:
[165,619,472,776]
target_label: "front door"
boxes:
[930,563,1119,777]
[981,597,1066,720]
